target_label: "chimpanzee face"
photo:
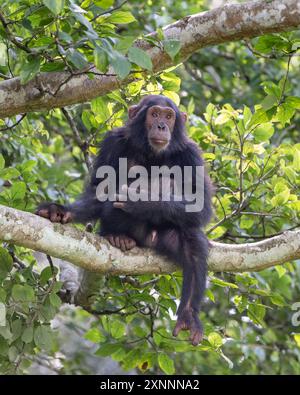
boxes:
[145,105,176,152]
[128,95,188,154]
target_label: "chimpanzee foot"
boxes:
[105,235,136,252]
[173,309,203,346]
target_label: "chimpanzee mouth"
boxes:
[150,138,168,145]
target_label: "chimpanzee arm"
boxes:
[114,172,212,228]
[36,129,127,224]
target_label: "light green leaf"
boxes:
[0,154,5,170]
[211,277,238,289]
[0,168,21,180]
[208,332,223,348]
[253,123,274,142]
[294,334,300,347]
[43,0,65,15]
[84,328,105,343]
[111,320,126,339]
[106,11,136,24]
[158,353,175,375]
[91,97,110,121]
[293,149,300,171]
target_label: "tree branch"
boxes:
[0,0,300,118]
[0,204,299,274]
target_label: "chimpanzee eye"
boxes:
[152,112,158,118]
[166,114,172,119]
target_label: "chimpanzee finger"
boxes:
[36,209,50,219]
[113,202,125,209]
[107,235,116,247]
[119,237,127,252]
[114,236,121,249]
[173,321,186,337]
[49,205,61,222]
[62,211,73,224]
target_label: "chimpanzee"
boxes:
[36,95,213,345]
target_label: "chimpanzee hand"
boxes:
[113,185,149,214]
[35,203,73,224]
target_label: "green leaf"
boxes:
[293,149,300,171]
[163,39,181,60]
[10,181,26,201]
[249,108,270,127]
[94,47,108,73]
[0,154,5,170]
[49,293,62,308]
[128,47,152,71]
[66,49,88,70]
[110,52,131,79]
[20,58,40,84]
[158,353,175,375]
[110,320,126,339]
[22,326,34,343]
[247,303,266,327]
[34,326,54,351]
[12,285,35,301]
[43,0,65,15]
[206,289,215,303]
[106,11,136,24]
[260,95,277,110]
[0,247,13,281]
[95,343,122,357]
[0,303,6,327]
[40,266,53,285]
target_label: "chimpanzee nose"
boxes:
[158,122,166,130]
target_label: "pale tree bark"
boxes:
[0,205,299,275]
[0,0,300,118]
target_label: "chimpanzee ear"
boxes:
[180,112,188,123]
[128,105,140,119]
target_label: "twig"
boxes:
[0,114,27,132]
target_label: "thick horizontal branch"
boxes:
[1,0,300,117]
[0,204,299,274]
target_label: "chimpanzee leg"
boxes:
[153,228,208,345]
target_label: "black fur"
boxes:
[37,95,213,344]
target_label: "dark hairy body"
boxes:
[37,95,213,345]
